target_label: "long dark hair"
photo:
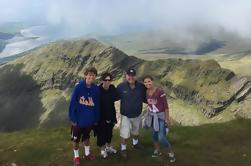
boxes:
[143,75,154,81]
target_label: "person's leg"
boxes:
[151,130,161,157]
[105,123,117,154]
[154,142,160,152]
[71,126,81,165]
[82,126,95,160]
[131,115,142,148]
[120,115,131,158]
[157,119,171,151]
[105,123,114,145]
[152,130,160,151]
[73,142,80,156]
[83,139,90,155]
[73,142,81,165]
[97,123,108,158]
[121,137,127,149]
[120,115,130,150]
[157,119,175,162]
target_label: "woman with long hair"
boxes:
[143,75,176,163]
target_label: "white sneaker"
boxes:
[105,146,117,154]
[101,150,108,159]
[168,152,176,163]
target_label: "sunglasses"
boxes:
[103,79,111,82]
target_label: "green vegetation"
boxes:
[0,119,250,166]
[199,54,251,77]
[0,64,43,131]
[0,39,250,132]
[169,99,236,126]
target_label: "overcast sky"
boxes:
[0,0,251,37]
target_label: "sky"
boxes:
[0,0,251,37]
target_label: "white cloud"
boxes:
[0,0,251,37]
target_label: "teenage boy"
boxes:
[69,67,100,166]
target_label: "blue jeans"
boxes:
[152,119,171,149]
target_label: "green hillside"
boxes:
[0,119,250,166]
[0,39,250,132]
[199,53,251,77]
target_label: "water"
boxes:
[0,25,60,58]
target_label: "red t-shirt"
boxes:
[146,87,169,113]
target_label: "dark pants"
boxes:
[96,121,115,147]
[71,125,93,143]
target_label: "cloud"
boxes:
[0,0,251,37]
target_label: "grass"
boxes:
[1,38,247,131]
[214,55,251,77]
[169,99,236,126]
[0,119,250,166]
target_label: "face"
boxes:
[102,76,111,88]
[143,78,153,89]
[126,74,136,84]
[85,72,96,85]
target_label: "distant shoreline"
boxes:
[0,25,50,58]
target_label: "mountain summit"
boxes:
[0,39,250,131]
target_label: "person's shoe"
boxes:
[168,153,176,163]
[120,150,128,159]
[73,157,81,166]
[101,150,108,159]
[132,143,144,149]
[83,153,95,160]
[106,146,117,154]
[151,149,162,157]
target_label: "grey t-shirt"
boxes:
[117,81,146,118]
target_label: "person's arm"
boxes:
[142,85,147,104]
[94,87,100,124]
[68,86,79,126]
[161,90,171,127]
[165,108,170,127]
[115,84,122,101]
[114,86,120,101]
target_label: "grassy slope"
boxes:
[169,99,236,126]
[0,39,247,132]
[0,119,250,166]
[199,54,251,77]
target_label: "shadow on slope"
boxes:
[0,64,44,132]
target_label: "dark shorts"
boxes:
[96,122,115,147]
[70,125,93,143]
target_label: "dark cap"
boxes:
[126,68,136,76]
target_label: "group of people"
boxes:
[68,67,175,166]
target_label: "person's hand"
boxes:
[167,120,171,128]
[71,122,77,126]
[74,79,80,86]
[165,119,171,129]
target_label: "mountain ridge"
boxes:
[0,39,250,131]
